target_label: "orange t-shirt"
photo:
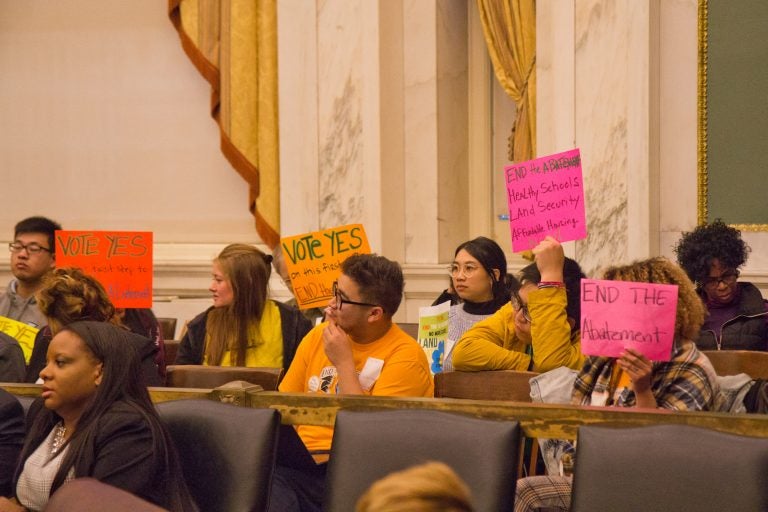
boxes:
[279,322,434,454]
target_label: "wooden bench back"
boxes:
[434,370,538,402]
[702,350,768,379]
[165,365,282,390]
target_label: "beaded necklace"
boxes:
[50,422,67,456]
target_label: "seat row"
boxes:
[45,399,768,512]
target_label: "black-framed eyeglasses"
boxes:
[510,291,532,323]
[9,242,52,254]
[701,270,739,291]
[332,281,379,310]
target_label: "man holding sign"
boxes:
[271,254,433,512]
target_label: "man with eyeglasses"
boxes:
[0,216,61,328]
[270,254,433,512]
[675,220,768,351]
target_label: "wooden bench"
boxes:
[245,391,768,441]
[164,340,180,366]
[165,365,282,390]
[434,370,537,402]
[157,317,178,341]
[702,350,768,379]
[7,382,768,482]
[8,383,767,441]
[0,383,215,404]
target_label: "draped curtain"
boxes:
[168,0,280,248]
[476,0,536,163]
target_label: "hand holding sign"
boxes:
[617,348,654,393]
[281,224,371,309]
[55,231,153,308]
[506,148,587,252]
[532,236,565,283]
[580,279,678,361]
[0,316,38,363]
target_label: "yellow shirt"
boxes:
[203,300,284,368]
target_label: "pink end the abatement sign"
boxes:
[580,279,679,362]
[505,148,587,252]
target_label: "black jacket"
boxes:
[0,389,24,496]
[176,300,312,372]
[19,400,172,509]
[697,282,768,351]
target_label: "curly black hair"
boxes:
[673,219,750,283]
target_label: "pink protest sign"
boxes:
[580,279,678,361]
[505,148,586,252]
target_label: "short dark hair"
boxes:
[342,254,404,317]
[14,216,62,253]
[674,219,750,284]
[518,257,586,322]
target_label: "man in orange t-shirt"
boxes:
[268,254,433,512]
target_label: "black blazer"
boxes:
[21,400,171,508]
[0,389,24,496]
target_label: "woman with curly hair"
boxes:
[514,257,722,512]
[25,268,162,386]
[674,220,768,351]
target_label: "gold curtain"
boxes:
[477,0,536,163]
[168,0,281,248]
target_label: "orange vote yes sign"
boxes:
[280,224,371,309]
[55,230,153,308]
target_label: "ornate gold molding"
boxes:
[696,0,708,226]
[697,0,768,231]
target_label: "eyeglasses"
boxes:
[510,292,532,323]
[9,242,52,254]
[448,263,481,278]
[332,281,379,310]
[701,271,739,291]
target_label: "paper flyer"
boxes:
[417,301,451,374]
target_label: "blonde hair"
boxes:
[601,257,706,341]
[36,267,119,328]
[356,461,473,512]
[205,244,272,366]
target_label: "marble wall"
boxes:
[536,0,766,293]
[538,0,658,277]
[277,0,472,321]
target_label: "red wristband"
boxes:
[538,281,564,288]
